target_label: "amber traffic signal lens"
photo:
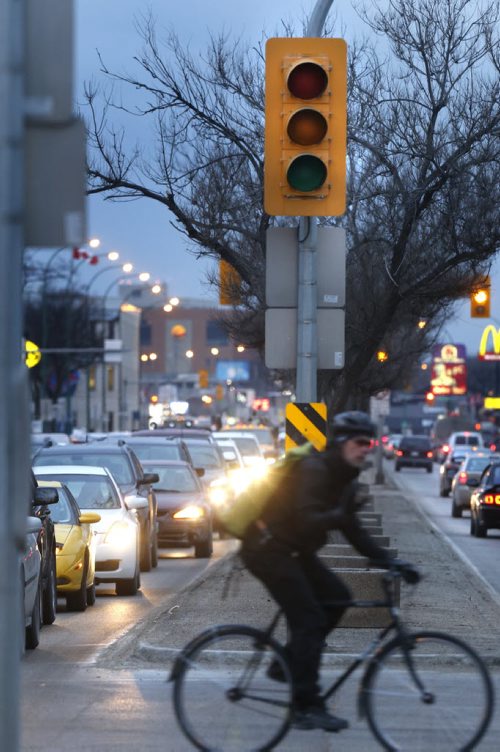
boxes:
[287,109,328,145]
[286,155,327,192]
[287,62,328,99]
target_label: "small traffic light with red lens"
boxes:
[264,38,347,217]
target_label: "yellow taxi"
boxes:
[37,480,100,611]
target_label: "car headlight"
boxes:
[208,485,228,506]
[173,505,205,520]
[104,521,137,547]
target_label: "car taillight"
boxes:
[490,444,497,452]
[396,449,403,457]
[381,435,389,444]
[482,494,500,505]
[458,472,467,485]
[427,451,433,458]
[442,444,449,454]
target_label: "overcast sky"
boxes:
[74,0,499,354]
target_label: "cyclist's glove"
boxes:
[391,558,421,584]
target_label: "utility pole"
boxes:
[0,1,30,749]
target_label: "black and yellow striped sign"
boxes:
[285,403,328,452]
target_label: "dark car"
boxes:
[142,460,213,558]
[116,436,195,466]
[134,427,217,443]
[181,437,228,488]
[30,472,59,626]
[32,442,159,572]
[470,461,500,537]
[394,436,433,473]
[439,450,469,497]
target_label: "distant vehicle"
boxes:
[470,461,500,537]
[220,425,278,459]
[34,465,144,596]
[431,415,476,462]
[141,460,213,558]
[384,434,403,460]
[37,479,101,611]
[439,450,471,497]
[450,453,497,518]
[31,432,69,447]
[213,431,265,468]
[394,435,433,473]
[213,438,245,470]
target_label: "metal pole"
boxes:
[295,0,334,403]
[0,1,30,748]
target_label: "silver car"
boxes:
[450,452,497,518]
[22,516,42,650]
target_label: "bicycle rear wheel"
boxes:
[362,631,494,751]
[172,625,293,752]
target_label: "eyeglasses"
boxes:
[352,437,373,448]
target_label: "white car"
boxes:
[447,432,484,455]
[22,516,43,650]
[213,431,266,468]
[34,466,145,596]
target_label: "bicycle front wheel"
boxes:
[363,630,494,751]
[172,625,293,752]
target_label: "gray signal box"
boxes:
[265,309,345,369]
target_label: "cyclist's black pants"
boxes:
[240,535,351,708]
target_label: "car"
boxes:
[134,427,216,442]
[141,460,213,558]
[439,449,470,497]
[446,431,484,457]
[384,433,403,460]
[450,452,497,518]
[30,474,59,626]
[214,438,245,470]
[37,480,101,611]
[113,436,195,466]
[22,515,43,650]
[34,466,144,595]
[33,442,159,572]
[213,431,266,468]
[470,461,500,537]
[219,425,278,460]
[394,435,433,472]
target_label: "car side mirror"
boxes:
[33,487,59,505]
[140,473,160,485]
[466,478,479,487]
[125,496,148,511]
[196,467,205,478]
[26,516,42,535]
[79,512,101,524]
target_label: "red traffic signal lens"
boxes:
[287,109,328,145]
[287,62,328,99]
[286,154,327,192]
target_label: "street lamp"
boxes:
[163,304,173,312]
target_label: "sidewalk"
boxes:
[97,469,500,670]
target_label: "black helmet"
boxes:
[330,411,376,442]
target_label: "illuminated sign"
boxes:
[252,398,270,412]
[484,397,500,410]
[25,340,41,369]
[478,325,500,361]
[431,344,467,396]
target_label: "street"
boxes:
[20,465,500,751]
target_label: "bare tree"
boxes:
[85,0,500,409]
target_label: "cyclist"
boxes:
[240,410,419,732]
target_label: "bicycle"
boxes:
[170,567,494,751]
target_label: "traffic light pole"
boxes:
[0,0,30,748]
[296,0,334,403]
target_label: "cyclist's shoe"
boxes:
[293,706,349,732]
[266,658,288,683]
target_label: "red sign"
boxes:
[431,344,467,396]
[252,398,270,412]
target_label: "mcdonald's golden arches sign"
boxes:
[478,325,500,361]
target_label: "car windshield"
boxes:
[33,452,134,485]
[185,445,222,469]
[41,474,121,509]
[400,438,430,450]
[41,487,75,524]
[147,466,198,492]
[128,443,181,461]
[229,437,261,456]
[233,428,274,446]
[466,457,492,472]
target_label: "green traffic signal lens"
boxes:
[287,155,327,192]
[287,109,328,145]
[287,62,328,99]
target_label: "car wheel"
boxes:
[42,556,57,625]
[195,534,213,559]
[451,499,462,518]
[476,519,487,538]
[66,558,88,612]
[470,513,476,536]
[26,583,42,650]
[86,581,96,606]
[426,465,433,473]
[151,532,158,569]
[395,464,401,472]
[116,565,140,596]
[139,521,152,572]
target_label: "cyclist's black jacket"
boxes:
[255,446,391,562]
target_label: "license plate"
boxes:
[411,451,419,457]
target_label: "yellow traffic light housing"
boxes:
[264,37,347,217]
[470,277,491,318]
[219,260,241,305]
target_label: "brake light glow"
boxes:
[395,450,403,457]
[427,451,433,458]
[483,494,500,505]
[442,444,449,454]
[491,444,497,452]
[458,472,467,485]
